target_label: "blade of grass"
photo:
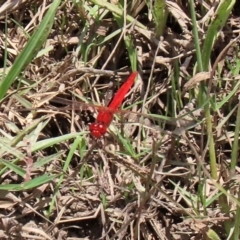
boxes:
[201,0,236,70]
[89,0,146,29]
[1,158,25,178]
[199,1,236,235]
[31,132,86,152]
[232,187,240,239]
[230,98,240,176]
[0,174,58,191]
[153,0,168,38]
[0,0,62,100]
[112,1,137,70]
[189,0,217,180]
[10,116,50,147]
[47,136,82,218]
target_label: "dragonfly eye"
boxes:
[89,123,107,138]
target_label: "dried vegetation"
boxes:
[0,0,239,239]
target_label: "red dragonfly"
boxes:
[48,71,193,139]
[47,71,140,139]
[89,71,137,138]
[48,71,190,139]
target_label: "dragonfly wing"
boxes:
[50,97,115,113]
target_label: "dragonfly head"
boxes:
[89,123,107,138]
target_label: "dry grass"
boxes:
[0,0,239,239]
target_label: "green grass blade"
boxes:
[10,116,50,147]
[1,159,25,178]
[230,99,240,175]
[153,0,168,37]
[232,188,240,239]
[0,0,62,100]
[0,174,58,191]
[31,132,86,152]
[112,2,137,70]
[189,0,203,72]
[47,136,82,217]
[89,0,146,29]
[202,0,236,70]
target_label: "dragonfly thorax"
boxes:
[89,123,107,138]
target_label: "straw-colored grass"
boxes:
[0,0,239,239]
